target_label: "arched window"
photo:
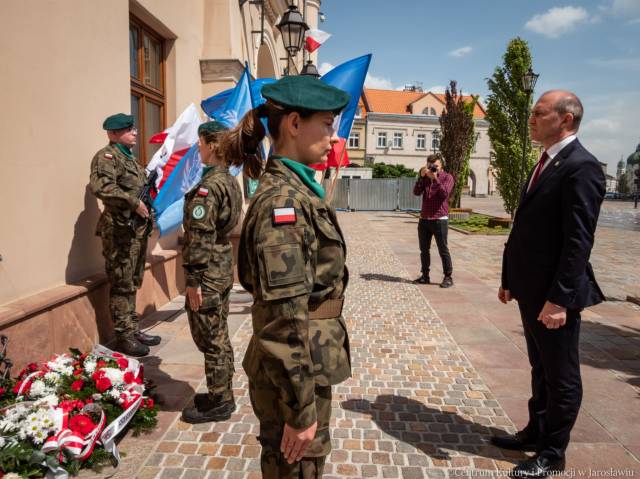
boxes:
[430,107,437,116]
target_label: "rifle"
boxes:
[129,169,158,234]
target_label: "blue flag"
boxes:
[201,77,275,120]
[152,143,202,236]
[321,54,372,139]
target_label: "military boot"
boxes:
[114,336,150,357]
[181,394,236,424]
[134,330,161,346]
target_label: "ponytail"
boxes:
[218,108,266,180]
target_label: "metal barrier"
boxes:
[323,177,422,211]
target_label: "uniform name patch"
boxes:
[273,207,296,225]
[104,153,113,159]
[192,205,207,220]
[197,187,209,197]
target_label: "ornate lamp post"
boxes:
[431,129,441,155]
[520,67,539,188]
[300,60,320,77]
[276,4,308,76]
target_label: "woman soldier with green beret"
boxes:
[218,76,352,478]
[180,120,257,424]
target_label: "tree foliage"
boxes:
[372,162,417,178]
[486,37,537,217]
[617,172,630,194]
[439,80,477,208]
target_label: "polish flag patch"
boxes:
[273,207,296,225]
[197,187,209,197]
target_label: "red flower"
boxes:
[59,399,84,412]
[123,372,135,384]
[69,414,96,436]
[73,368,83,376]
[27,362,38,372]
[71,380,84,392]
[111,352,124,358]
[0,387,5,396]
[12,381,30,395]
[95,377,112,392]
[92,370,105,381]
[96,360,107,368]
[85,398,93,404]
[145,398,155,409]
[116,358,129,370]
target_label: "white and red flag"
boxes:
[146,103,201,189]
[304,29,331,53]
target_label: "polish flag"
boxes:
[304,29,331,53]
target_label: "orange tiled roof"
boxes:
[362,88,486,119]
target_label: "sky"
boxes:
[316,0,640,171]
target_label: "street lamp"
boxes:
[300,60,320,78]
[520,67,539,189]
[276,4,308,76]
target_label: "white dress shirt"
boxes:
[528,134,577,191]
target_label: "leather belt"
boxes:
[308,298,344,320]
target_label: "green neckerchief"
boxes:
[114,143,133,159]
[277,157,325,199]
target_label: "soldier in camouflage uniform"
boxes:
[89,113,160,357]
[181,120,243,424]
[225,76,352,478]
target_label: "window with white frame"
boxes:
[416,133,426,150]
[377,132,387,148]
[393,132,403,149]
[348,132,360,149]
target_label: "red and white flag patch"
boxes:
[273,207,296,225]
[197,187,209,197]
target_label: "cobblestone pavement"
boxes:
[97,204,639,478]
[130,212,530,479]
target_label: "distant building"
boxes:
[346,87,493,196]
[605,174,618,193]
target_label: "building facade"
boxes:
[0,0,321,367]
[346,88,493,196]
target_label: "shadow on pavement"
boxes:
[580,320,640,395]
[141,356,196,412]
[360,273,416,285]
[342,395,525,463]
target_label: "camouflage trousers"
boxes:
[101,227,147,338]
[186,285,235,401]
[249,368,332,479]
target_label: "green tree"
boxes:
[372,162,417,178]
[486,37,537,217]
[439,80,477,208]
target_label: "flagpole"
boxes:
[327,140,347,202]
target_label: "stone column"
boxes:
[305,0,321,65]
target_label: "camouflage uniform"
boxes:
[239,156,351,479]
[90,143,150,338]
[182,165,242,402]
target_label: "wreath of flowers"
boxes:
[0,346,157,478]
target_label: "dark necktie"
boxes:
[528,151,549,191]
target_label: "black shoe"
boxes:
[510,455,565,479]
[440,276,454,288]
[182,395,236,424]
[491,430,538,452]
[134,330,161,346]
[413,275,430,284]
[115,337,150,357]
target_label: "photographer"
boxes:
[412,154,455,288]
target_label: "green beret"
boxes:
[103,113,134,131]
[261,76,350,113]
[198,120,228,135]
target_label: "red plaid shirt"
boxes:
[413,171,455,220]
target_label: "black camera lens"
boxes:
[428,166,438,173]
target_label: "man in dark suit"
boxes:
[492,90,606,478]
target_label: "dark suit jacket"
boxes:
[501,138,606,310]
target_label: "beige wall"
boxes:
[0,0,310,306]
[0,0,131,304]
[409,94,444,116]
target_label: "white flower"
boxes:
[0,436,5,448]
[108,389,121,400]
[37,395,60,407]
[92,393,103,401]
[29,380,55,398]
[84,360,97,374]
[4,473,21,478]
[44,371,61,383]
[102,367,125,385]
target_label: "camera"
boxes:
[428,165,438,173]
